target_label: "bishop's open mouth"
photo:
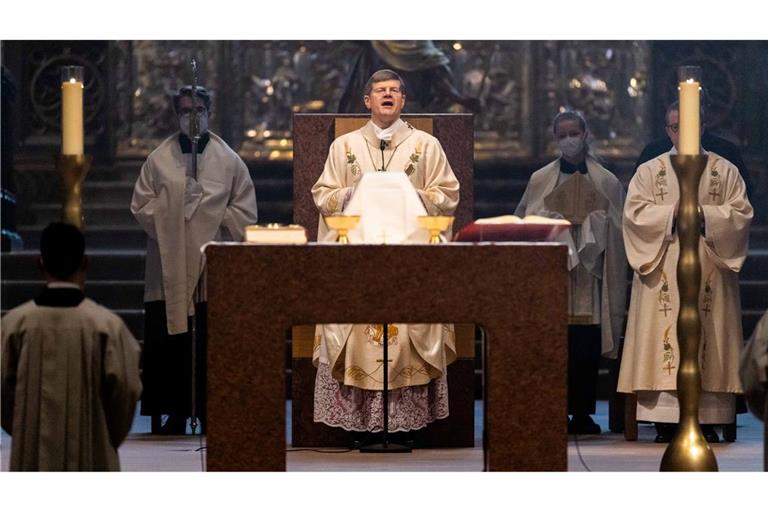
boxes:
[381,100,394,107]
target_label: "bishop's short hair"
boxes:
[364,69,407,97]
[40,222,85,280]
[173,85,212,113]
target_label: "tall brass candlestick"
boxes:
[58,65,90,229]
[660,154,717,472]
[56,154,92,228]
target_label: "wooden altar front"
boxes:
[205,242,568,471]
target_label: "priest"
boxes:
[1,222,142,470]
[618,102,753,443]
[131,85,258,434]
[310,69,459,433]
[515,111,627,435]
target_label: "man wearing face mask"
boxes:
[618,101,752,443]
[131,85,258,434]
[515,111,627,435]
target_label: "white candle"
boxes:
[61,78,84,155]
[678,79,700,156]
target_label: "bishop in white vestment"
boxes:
[310,69,460,432]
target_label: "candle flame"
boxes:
[69,78,77,84]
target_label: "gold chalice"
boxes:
[323,215,361,244]
[417,215,454,244]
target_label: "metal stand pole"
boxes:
[660,154,717,471]
[360,323,411,453]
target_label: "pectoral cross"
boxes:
[663,361,676,375]
[658,304,672,317]
[702,304,711,316]
[655,189,667,201]
[709,190,720,201]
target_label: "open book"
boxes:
[245,224,308,244]
[454,215,571,242]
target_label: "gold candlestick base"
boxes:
[660,154,717,472]
[660,420,718,471]
[55,154,92,229]
[324,215,360,244]
[417,215,454,244]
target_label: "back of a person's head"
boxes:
[40,222,85,280]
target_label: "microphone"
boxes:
[379,139,387,172]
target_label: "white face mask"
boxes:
[179,111,209,137]
[558,135,585,159]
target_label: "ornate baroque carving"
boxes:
[24,44,107,146]
[537,41,651,159]
[113,41,652,162]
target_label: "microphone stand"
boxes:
[359,137,410,452]
[360,323,411,453]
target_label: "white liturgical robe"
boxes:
[311,122,459,393]
[618,151,753,422]
[131,132,258,335]
[515,157,627,358]
[307,119,459,435]
[312,120,459,243]
[2,294,142,471]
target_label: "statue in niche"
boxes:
[338,41,479,114]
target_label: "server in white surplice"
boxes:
[131,86,258,434]
[515,111,627,435]
[2,223,141,470]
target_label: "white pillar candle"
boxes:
[61,77,84,155]
[678,79,701,156]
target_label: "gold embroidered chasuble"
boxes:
[310,120,459,391]
[618,151,753,395]
[312,120,460,242]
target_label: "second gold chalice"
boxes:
[323,215,361,244]
[417,215,454,244]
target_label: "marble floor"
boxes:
[1,400,764,471]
